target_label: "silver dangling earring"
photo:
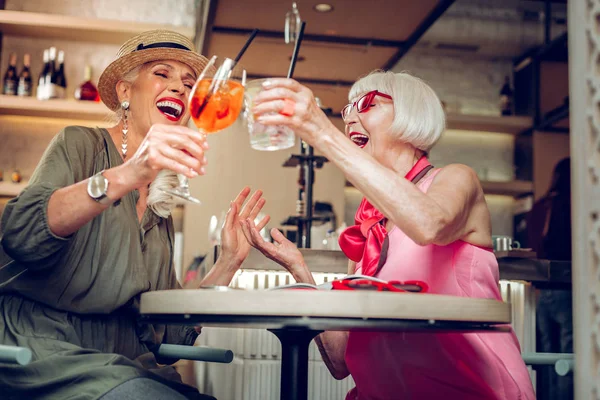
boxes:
[121,100,130,158]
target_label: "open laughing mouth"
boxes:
[156,97,184,122]
[349,132,369,148]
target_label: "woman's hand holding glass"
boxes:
[163,56,245,203]
[219,187,271,268]
[251,78,335,149]
[123,123,208,188]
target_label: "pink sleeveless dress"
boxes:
[344,170,535,400]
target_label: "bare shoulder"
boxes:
[430,164,481,193]
[431,164,491,244]
[436,163,479,180]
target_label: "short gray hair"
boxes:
[349,70,445,153]
[110,65,142,123]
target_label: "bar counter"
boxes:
[213,247,571,286]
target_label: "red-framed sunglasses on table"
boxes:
[332,279,429,293]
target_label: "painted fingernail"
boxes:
[190,170,198,177]
[200,167,206,175]
[203,142,210,149]
[262,80,272,88]
[202,156,208,165]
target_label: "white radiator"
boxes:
[499,280,537,388]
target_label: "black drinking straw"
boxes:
[234,29,259,64]
[287,21,306,78]
[194,29,259,119]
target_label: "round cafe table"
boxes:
[140,289,510,400]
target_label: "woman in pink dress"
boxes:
[240,70,536,399]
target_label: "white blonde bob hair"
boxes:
[348,70,445,153]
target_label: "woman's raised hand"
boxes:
[240,217,307,276]
[251,79,336,148]
[219,187,270,268]
[124,124,209,188]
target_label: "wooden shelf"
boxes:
[0,10,194,45]
[0,181,27,197]
[446,113,532,134]
[0,95,110,121]
[345,179,533,197]
[481,180,533,197]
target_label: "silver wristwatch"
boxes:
[87,171,113,205]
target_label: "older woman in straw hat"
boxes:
[240,71,536,399]
[0,30,266,399]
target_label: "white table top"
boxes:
[140,289,510,331]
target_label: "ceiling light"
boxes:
[313,3,334,12]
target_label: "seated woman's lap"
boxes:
[100,378,216,400]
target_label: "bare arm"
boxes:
[251,79,486,246]
[189,187,270,288]
[347,260,356,275]
[314,331,350,380]
[311,259,358,380]
[47,124,208,238]
[47,165,139,237]
[317,135,483,245]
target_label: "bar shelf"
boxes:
[0,10,193,45]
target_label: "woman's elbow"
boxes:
[412,217,448,246]
[1,219,24,259]
[1,220,65,266]
[1,234,19,260]
[330,365,350,380]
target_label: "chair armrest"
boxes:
[156,344,233,364]
[0,344,32,365]
[522,352,574,376]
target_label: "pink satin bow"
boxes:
[338,198,387,276]
[338,156,432,276]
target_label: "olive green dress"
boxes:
[0,126,205,399]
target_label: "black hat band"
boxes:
[134,42,191,52]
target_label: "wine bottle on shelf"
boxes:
[499,76,513,116]
[51,50,67,99]
[2,53,18,96]
[45,47,57,99]
[37,49,50,100]
[74,65,99,102]
[17,53,32,97]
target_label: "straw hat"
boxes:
[98,29,212,111]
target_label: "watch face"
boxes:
[89,174,108,199]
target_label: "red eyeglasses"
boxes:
[331,279,429,293]
[341,90,393,121]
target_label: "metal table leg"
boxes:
[269,328,321,400]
